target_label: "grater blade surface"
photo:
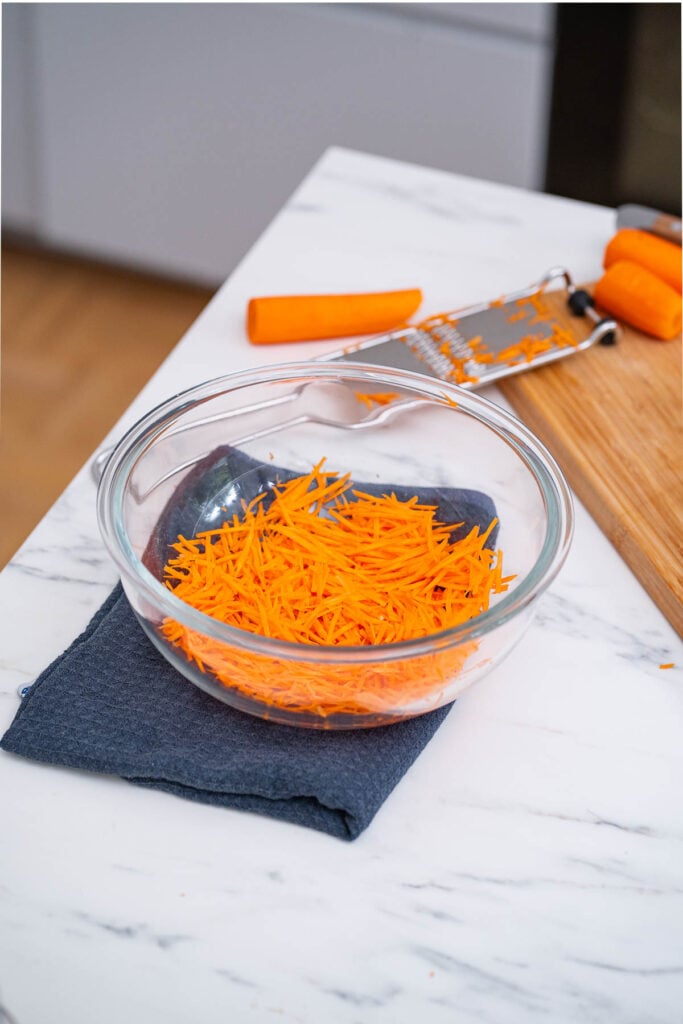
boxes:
[321,267,617,389]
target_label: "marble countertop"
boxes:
[1,147,681,1024]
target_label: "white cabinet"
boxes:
[2,3,556,284]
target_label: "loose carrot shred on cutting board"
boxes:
[659,663,675,670]
[160,461,513,718]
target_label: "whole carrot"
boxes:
[604,228,682,294]
[593,260,682,340]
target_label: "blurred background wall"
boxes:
[4,2,679,288]
[0,2,680,565]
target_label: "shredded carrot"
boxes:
[550,324,579,349]
[490,333,553,364]
[354,391,400,409]
[159,462,513,719]
[659,663,675,670]
[526,292,553,319]
[446,364,480,385]
[408,317,481,385]
[410,289,581,382]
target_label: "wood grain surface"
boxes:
[1,245,214,567]
[499,306,682,636]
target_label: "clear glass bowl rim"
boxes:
[97,361,574,665]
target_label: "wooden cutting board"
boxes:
[498,305,682,637]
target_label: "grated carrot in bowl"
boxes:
[159,461,514,719]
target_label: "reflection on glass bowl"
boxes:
[97,362,573,729]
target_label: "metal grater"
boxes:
[319,267,618,389]
[90,268,618,485]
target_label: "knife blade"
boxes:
[616,204,682,246]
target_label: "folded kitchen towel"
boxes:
[246,288,423,344]
[1,450,497,841]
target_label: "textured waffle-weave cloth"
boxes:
[1,449,496,840]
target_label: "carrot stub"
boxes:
[593,260,682,340]
[159,462,513,718]
[247,289,423,344]
[604,228,682,294]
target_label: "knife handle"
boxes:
[650,212,682,246]
[617,204,682,246]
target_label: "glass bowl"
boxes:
[97,361,573,729]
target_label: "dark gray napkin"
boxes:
[1,449,496,841]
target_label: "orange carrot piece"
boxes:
[593,260,682,340]
[604,228,682,294]
[246,289,423,344]
[354,391,400,409]
[160,464,513,717]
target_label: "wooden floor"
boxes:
[1,245,215,568]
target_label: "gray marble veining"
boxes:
[1,147,681,1024]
